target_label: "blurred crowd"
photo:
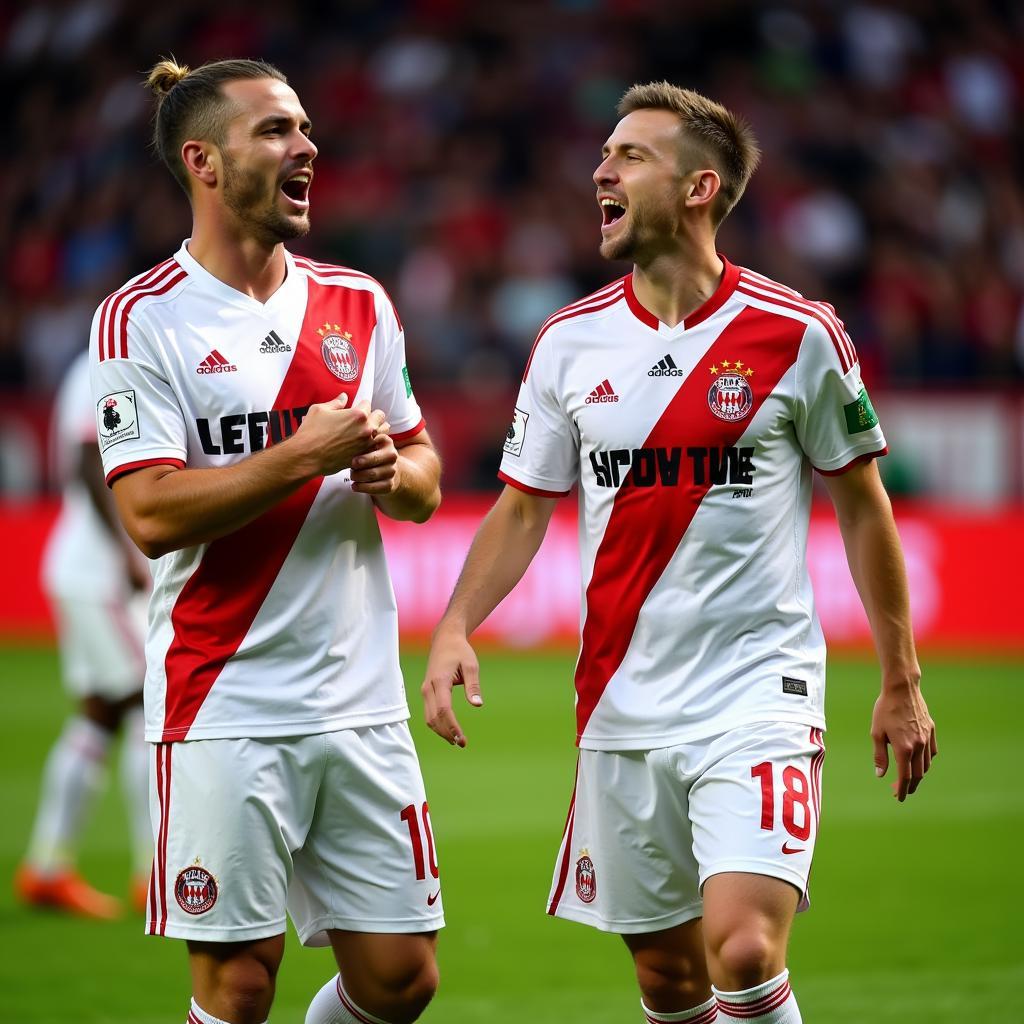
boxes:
[2,0,1022,485]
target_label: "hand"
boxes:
[292,395,386,477]
[421,628,484,748]
[870,678,937,801]
[351,429,400,496]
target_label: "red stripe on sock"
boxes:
[336,978,378,1024]
[717,980,792,1017]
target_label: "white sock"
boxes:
[187,997,267,1024]
[119,707,152,875]
[642,993,718,1022]
[305,974,389,1024]
[714,969,801,1022]
[26,717,111,872]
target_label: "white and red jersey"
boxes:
[90,242,425,744]
[42,349,134,602]
[498,257,887,751]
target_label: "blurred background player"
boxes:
[15,347,151,920]
[91,58,444,1024]
[422,82,936,1024]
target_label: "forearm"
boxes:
[437,487,554,638]
[372,442,441,523]
[834,490,920,687]
[114,438,317,557]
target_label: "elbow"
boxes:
[125,516,176,560]
[411,486,442,524]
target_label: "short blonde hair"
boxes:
[618,81,761,226]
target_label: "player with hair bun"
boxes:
[91,57,443,1024]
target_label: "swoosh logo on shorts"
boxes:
[781,843,805,855]
[427,889,440,906]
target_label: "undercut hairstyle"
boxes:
[145,57,288,195]
[618,81,761,227]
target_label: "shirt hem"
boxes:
[577,711,826,750]
[147,705,410,743]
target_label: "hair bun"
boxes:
[145,58,191,97]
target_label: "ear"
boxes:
[181,140,219,190]
[684,169,721,211]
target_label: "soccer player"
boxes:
[90,59,443,1024]
[16,347,151,920]
[421,82,937,1024]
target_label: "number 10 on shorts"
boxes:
[400,802,439,880]
[750,762,812,841]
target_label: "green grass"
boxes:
[1,645,1020,1022]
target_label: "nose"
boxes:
[593,155,617,188]
[296,132,318,163]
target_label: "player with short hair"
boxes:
[422,81,937,1024]
[16,348,151,920]
[91,58,443,1024]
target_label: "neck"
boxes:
[187,213,287,302]
[630,242,724,329]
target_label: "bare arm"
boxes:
[350,428,441,523]
[421,485,558,747]
[112,395,386,558]
[823,459,937,801]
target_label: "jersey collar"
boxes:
[624,255,740,334]
[174,241,302,314]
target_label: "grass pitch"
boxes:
[0,645,1020,1023]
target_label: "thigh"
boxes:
[53,595,146,699]
[689,722,826,909]
[546,748,703,933]
[290,722,444,947]
[149,736,319,943]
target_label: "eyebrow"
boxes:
[601,141,656,157]
[253,114,313,134]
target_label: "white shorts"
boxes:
[51,594,146,700]
[146,722,444,945]
[547,722,826,933]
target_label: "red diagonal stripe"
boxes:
[161,283,377,741]
[573,306,805,741]
[336,978,378,1024]
[717,980,791,1016]
[523,287,624,382]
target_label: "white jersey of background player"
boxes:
[422,82,936,1024]
[90,59,443,1024]
[16,348,151,921]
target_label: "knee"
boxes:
[365,953,439,1024]
[209,956,278,1023]
[708,929,779,991]
[634,949,708,1010]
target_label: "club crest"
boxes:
[318,323,360,382]
[174,862,218,915]
[707,358,755,422]
[575,850,597,903]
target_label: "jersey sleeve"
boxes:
[793,319,887,474]
[497,332,578,497]
[89,308,188,486]
[370,290,424,443]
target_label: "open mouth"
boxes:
[280,172,312,208]
[600,197,627,230]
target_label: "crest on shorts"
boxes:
[707,359,755,422]
[575,850,597,903]
[318,323,360,382]
[174,861,218,915]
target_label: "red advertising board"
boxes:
[1,498,1021,651]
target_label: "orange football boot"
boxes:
[14,864,122,920]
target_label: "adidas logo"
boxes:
[585,379,619,404]
[196,350,238,375]
[260,330,291,354]
[649,353,683,376]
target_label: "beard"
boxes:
[221,153,310,244]
[599,190,682,264]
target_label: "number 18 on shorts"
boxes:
[547,721,826,932]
